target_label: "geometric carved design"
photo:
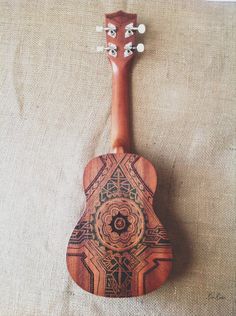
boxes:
[99,253,138,297]
[66,153,173,297]
[95,198,145,252]
[143,226,171,247]
[66,10,173,298]
[69,221,93,244]
[100,166,137,202]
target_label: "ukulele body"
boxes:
[66,153,173,297]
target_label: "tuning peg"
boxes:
[138,24,146,34]
[96,23,117,38]
[96,26,104,32]
[96,46,105,52]
[125,23,146,38]
[124,42,144,57]
[96,43,117,57]
[136,43,145,52]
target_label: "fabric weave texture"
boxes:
[0,1,235,315]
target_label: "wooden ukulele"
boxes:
[66,10,173,297]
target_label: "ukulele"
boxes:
[66,10,173,298]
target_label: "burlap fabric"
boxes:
[0,1,235,315]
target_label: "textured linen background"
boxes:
[0,1,235,315]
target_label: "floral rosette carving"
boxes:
[95,198,145,252]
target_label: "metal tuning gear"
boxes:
[96,23,117,38]
[96,43,117,57]
[124,42,144,57]
[125,23,146,38]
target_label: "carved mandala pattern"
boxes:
[95,198,145,252]
[67,153,173,297]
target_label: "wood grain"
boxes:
[66,11,173,297]
[105,11,137,153]
[111,65,130,153]
[67,153,173,297]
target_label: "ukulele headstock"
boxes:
[96,10,145,68]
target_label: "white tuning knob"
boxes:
[136,43,145,52]
[95,23,116,38]
[96,26,104,32]
[124,42,145,57]
[137,24,146,34]
[96,46,105,52]
[125,23,146,38]
[96,43,117,57]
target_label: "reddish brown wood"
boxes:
[105,11,137,153]
[66,11,173,297]
[111,65,130,153]
[67,154,173,297]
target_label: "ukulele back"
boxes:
[67,153,173,297]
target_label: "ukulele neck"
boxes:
[103,11,139,154]
[111,62,131,153]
